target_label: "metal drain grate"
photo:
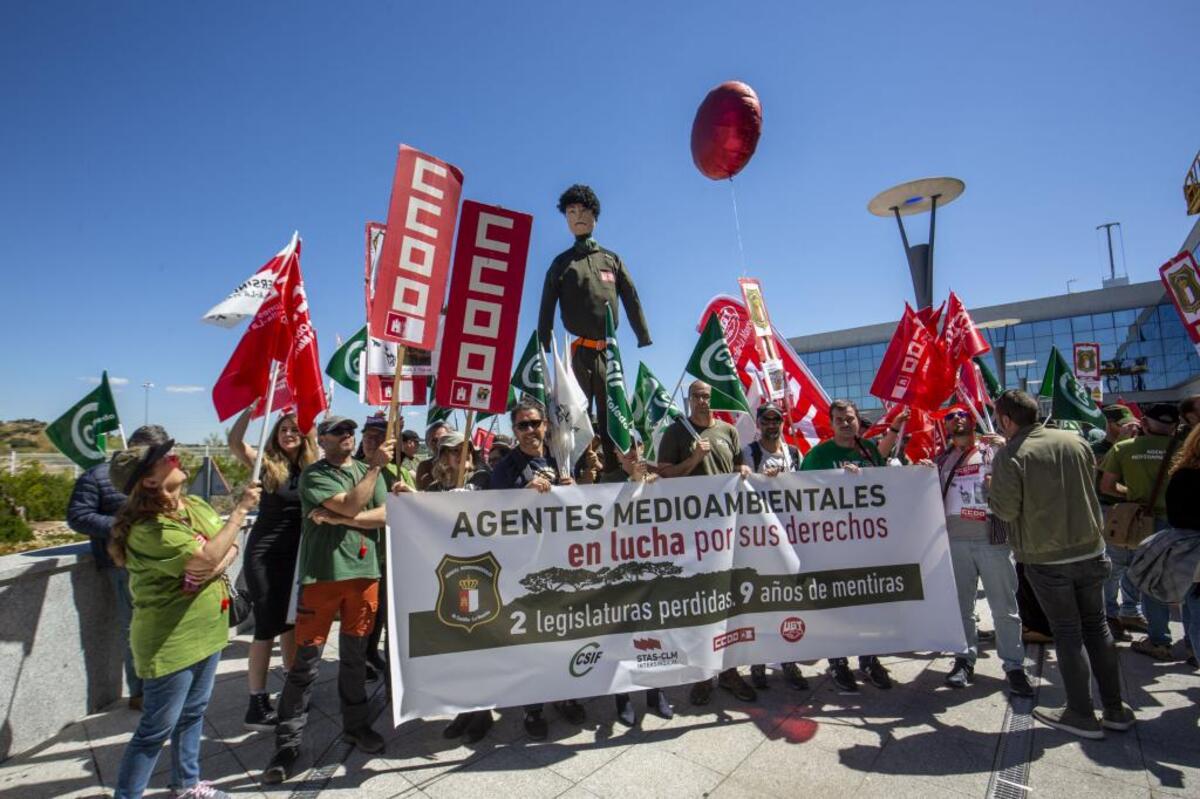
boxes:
[288,679,390,799]
[986,643,1046,798]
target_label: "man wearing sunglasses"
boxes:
[487,397,583,740]
[934,406,1033,697]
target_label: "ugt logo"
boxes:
[435,553,502,632]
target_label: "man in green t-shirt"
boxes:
[800,399,894,694]
[1100,402,1180,660]
[265,415,392,784]
[1091,404,1142,640]
[656,380,756,707]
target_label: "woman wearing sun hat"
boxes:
[107,440,261,799]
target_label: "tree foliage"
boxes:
[518,560,684,594]
[0,461,75,521]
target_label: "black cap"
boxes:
[1143,402,1179,425]
[363,412,388,431]
[756,402,784,420]
[490,434,514,452]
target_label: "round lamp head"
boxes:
[868,177,966,217]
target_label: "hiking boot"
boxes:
[1131,637,1174,661]
[717,669,757,702]
[689,679,714,705]
[750,664,769,689]
[555,699,587,725]
[442,712,471,739]
[262,746,302,784]
[647,688,674,719]
[464,710,493,743]
[1118,613,1149,633]
[243,693,277,732]
[1031,707,1104,740]
[1007,669,1035,698]
[861,658,893,690]
[1022,626,1053,644]
[1102,704,1136,731]
[615,694,636,727]
[829,662,859,694]
[523,708,548,740]
[781,661,809,690]
[168,781,231,799]
[1107,617,1131,642]
[343,725,385,754]
[945,658,973,689]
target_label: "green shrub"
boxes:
[0,462,75,521]
[0,501,33,543]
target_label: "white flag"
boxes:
[547,337,594,479]
[201,233,297,327]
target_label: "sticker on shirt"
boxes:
[599,270,616,283]
[946,463,988,521]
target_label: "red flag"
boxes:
[870,305,956,412]
[212,234,327,433]
[941,291,990,366]
[863,405,942,462]
[697,296,832,452]
[916,301,945,335]
[957,360,992,414]
[472,426,495,452]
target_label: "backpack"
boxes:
[750,441,801,473]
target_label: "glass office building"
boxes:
[789,279,1200,417]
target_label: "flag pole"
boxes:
[385,345,408,441]
[956,374,995,434]
[665,369,701,442]
[251,361,280,483]
[117,424,128,449]
[456,410,476,487]
[890,411,908,461]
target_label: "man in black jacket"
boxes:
[66,424,169,710]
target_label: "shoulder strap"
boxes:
[750,441,763,471]
[1148,437,1181,510]
[788,446,802,471]
[853,437,883,467]
[940,446,973,499]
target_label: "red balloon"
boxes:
[690,81,762,180]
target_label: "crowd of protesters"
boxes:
[67,385,1200,796]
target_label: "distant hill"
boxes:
[0,419,54,452]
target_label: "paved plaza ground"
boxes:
[2,608,1198,799]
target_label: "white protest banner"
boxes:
[386,467,963,724]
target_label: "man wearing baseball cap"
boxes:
[264,415,393,783]
[1101,402,1182,661]
[1092,405,1143,640]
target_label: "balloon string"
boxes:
[729,178,747,276]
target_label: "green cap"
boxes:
[1101,405,1135,424]
[110,440,175,495]
[317,415,357,436]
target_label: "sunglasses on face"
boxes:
[515,419,544,432]
[163,453,181,470]
[944,411,969,421]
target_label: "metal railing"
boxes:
[6,446,233,476]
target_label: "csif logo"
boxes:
[569,641,603,677]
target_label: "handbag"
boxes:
[221,570,253,629]
[1104,438,1177,549]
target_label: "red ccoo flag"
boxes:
[870,305,956,412]
[212,234,328,433]
[941,291,990,366]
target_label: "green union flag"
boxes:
[46,372,121,469]
[632,362,681,460]
[973,355,1002,400]
[325,326,367,394]
[1039,347,1105,427]
[511,330,549,408]
[685,313,750,414]
[604,307,635,454]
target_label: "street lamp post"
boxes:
[142,381,154,425]
[868,177,966,310]
[976,318,1023,390]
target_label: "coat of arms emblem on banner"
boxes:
[435,553,502,632]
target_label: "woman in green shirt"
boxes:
[108,440,260,799]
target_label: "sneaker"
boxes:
[523,709,548,740]
[243,693,277,732]
[781,662,809,690]
[1118,613,1149,633]
[861,658,893,690]
[945,658,973,689]
[343,725,385,754]
[647,688,674,720]
[1101,704,1136,731]
[168,781,231,799]
[1107,617,1131,642]
[1022,627,1053,644]
[262,746,302,784]
[443,712,471,739]
[615,694,636,727]
[1006,669,1035,698]
[1032,707,1104,740]
[464,710,493,743]
[1131,637,1174,661]
[555,699,587,725]
[689,679,714,705]
[717,669,757,702]
[750,664,769,690]
[829,662,859,695]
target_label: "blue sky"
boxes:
[2,1,1197,443]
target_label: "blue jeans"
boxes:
[1141,518,1174,645]
[1102,543,1140,619]
[950,537,1026,672]
[108,567,143,698]
[115,651,220,799]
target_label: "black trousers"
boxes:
[275,634,370,749]
[1016,561,1053,636]
[571,344,619,473]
